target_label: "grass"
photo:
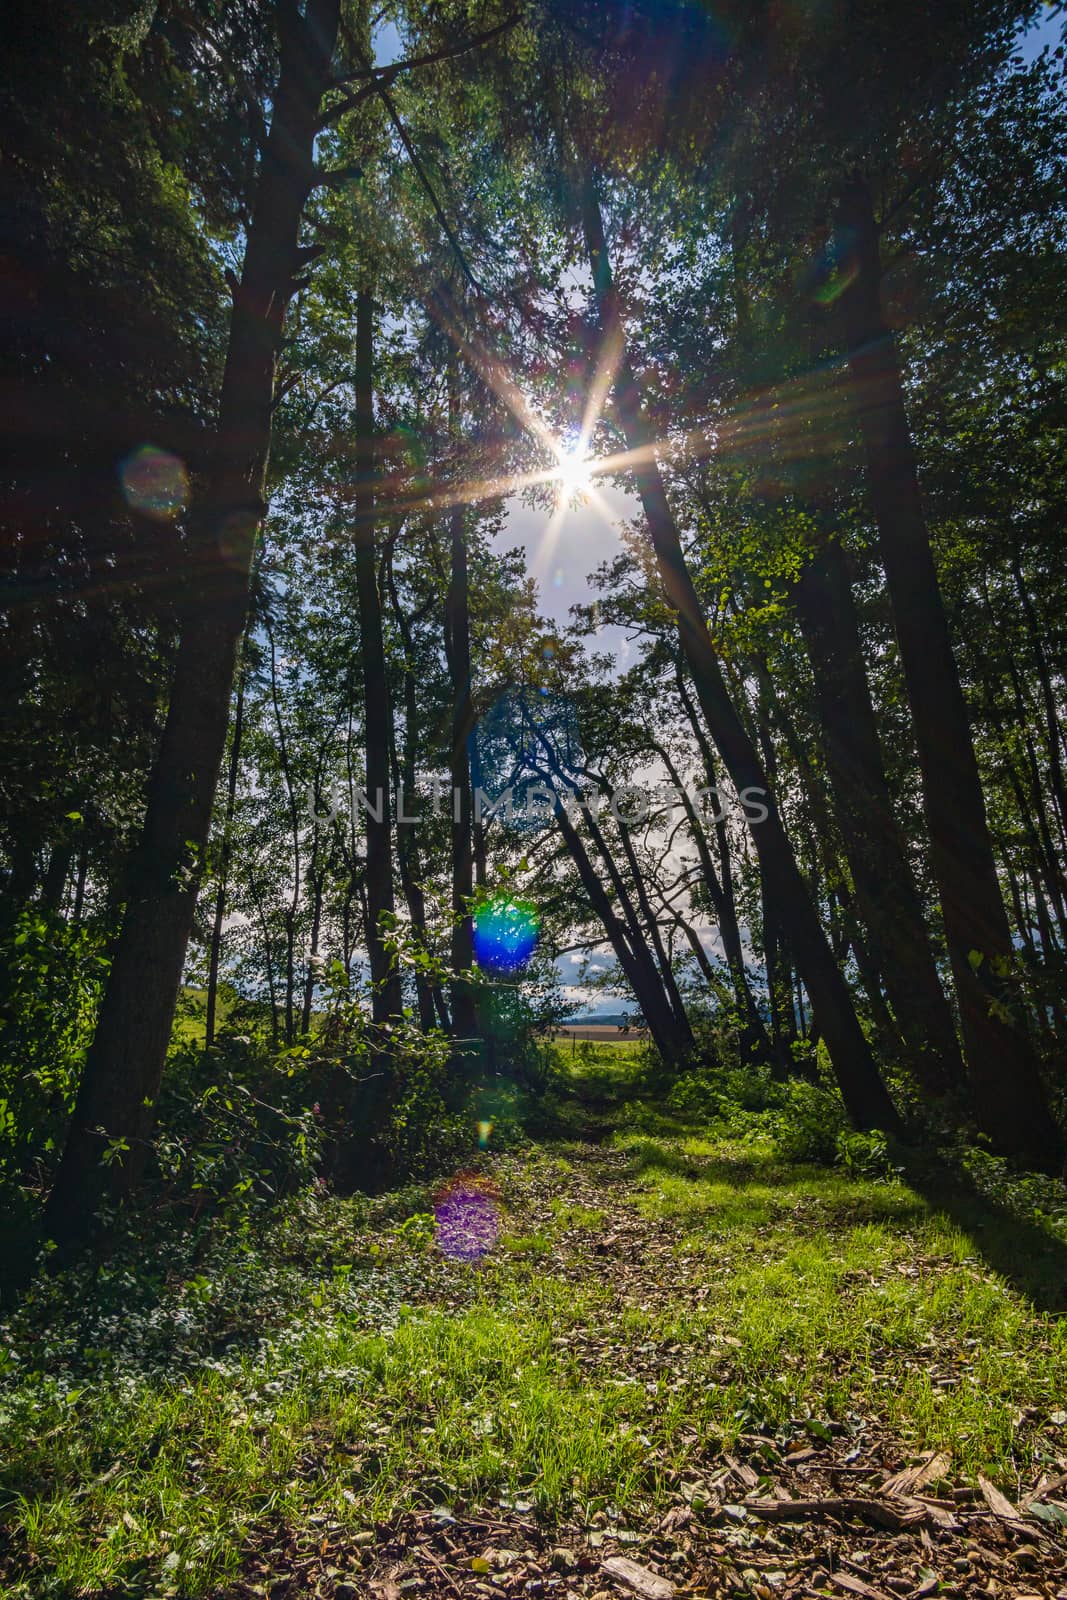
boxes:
[3,1065,1067,1595]
[614,1129,1067,1476]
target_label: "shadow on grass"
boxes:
[616,1129,1067,1313]
[900,1150,1067,1316]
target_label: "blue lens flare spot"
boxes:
[473,896,539,975]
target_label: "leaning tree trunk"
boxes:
[578,784,694,1060]
[44,0,343,1243]
[353,291,403,1025]
[581,176,901,1135]
[553,798,691,1069]
[671,674,773,1065]
[837,173,1062,1171]
[793,536,964,1098]
[654,739,773,1064]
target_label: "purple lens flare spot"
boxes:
[434,1180,501,1262]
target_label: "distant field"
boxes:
[553,1022,647,1042]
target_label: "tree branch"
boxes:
[320,15,520,129]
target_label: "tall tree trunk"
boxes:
[672,672,772,1063]
[444,366,479,1054]
[1011,546,1067,853]
[40,844,72,913]
[384,551,448,1032]
[301,862,325,1035]
[579,787,694,1058]
[353,290,402,1024]
[72,847,88,925]
[250,873,280,1047]
[838,172,1061,1170]
[266,620,300,1046]
[581,176,901,1134]
[205,661,245,1049]
[44,0,343,1242]
[793,537,964,1096]
[300,743,330,1036]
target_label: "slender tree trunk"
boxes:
[553,798,689,1067]
[384,554,446,1032]
[654,739,773,1062]
[581,176,900,1133]
[205,663,245,1049]
[1012,546,1067,852]
[353,291,402,1024]
[966,639,1067,944]
[250,874,280,1047]
[301,864,325,1035]
[44,0,343,1241]
[72,847,87,925]
[267,620,300,1046]
[672,672,772,1063]
[444,366,479,1053]
[581,790,694,1057]
[837,173,1061,1170]
[793,537,963,1096]
[40,844,72,912]
[300,743,330,1036]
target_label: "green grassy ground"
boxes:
[3,1062,1067,1596]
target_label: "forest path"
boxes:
[6,1116,1067,1598]
[230,1126,1067,1600]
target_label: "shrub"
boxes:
[0,910,107,1182]
[836,1128,901,1181]
[773,1079,848,1164]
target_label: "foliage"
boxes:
[0,911,107,1182]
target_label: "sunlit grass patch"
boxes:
[607,1125,1067,1482]
[5,1114,1067,1595]
[2,1280,651,1597]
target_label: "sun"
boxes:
[555,447,594,502]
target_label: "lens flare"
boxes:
[434,1177,500,1261]
[473,897,539,975]
[119,444,189,521]
[477,1119,493,1150]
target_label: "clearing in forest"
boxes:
[4,1091,1067,1598]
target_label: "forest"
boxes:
[2,0,1067,1595]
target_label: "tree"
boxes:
[579,176,902,1134]
[45,0,345,1242]
[836,172,1063,1169]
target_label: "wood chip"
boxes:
[601,1555,676,1600]
[977,1474,1020,1520]
[882,1451,950,1498]
[830,1574,894,1600]
[1023,1469,1067,1508]
[746,1496,925,1531]
[905,1495,959,1531]
[725,1453,760,1490]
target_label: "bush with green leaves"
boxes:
[835,1127,901,1181]
[666,1058,779,1125]
[772,1078,849,1164]
[152,1035,324,1218]
[0,910,107,1182]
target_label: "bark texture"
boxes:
[838,173,1062,1170]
